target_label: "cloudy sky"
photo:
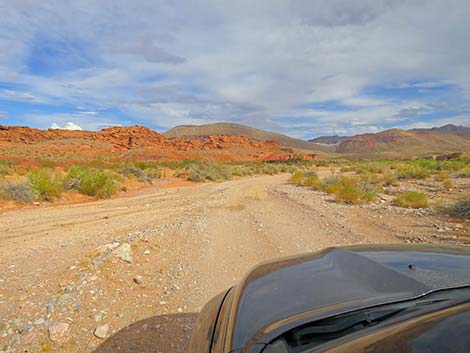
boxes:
[0,0,469,138]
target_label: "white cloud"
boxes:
[50,122,83,130]
[26,112,124,131]
[0,0,469,137]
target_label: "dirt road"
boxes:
[1,174,467,352]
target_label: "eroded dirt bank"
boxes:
[0,175,468,352]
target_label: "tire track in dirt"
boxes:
[0,174,417,353]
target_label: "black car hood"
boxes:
[229,245,470,351]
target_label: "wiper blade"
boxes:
[292,307,405,337]
[277,288,470,352]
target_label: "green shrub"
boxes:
[358,172,385,192]
[63,166,86,190]
[443,178,453,190]
[187,161,231,181]
[434,171,450,182]
[289,171,304,185]
[303,175,322,190]
[0,180,37,203]
[117,165,157,182]
[362,191,378,203]
[143,168,162,180]
[79,170,119,198]
[260,164,280,175]
[118,165,145,179]
[64,167,119,198]
[393,191,429,208]
[457,167,470,178]
[334,186,363,204]
[323,176,377,204]
[396,165,429,180]
[0,161,12,176]
[382,172,398,186]
[323,176,341,194]
[28,169,62,201]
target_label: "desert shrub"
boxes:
[0,160,13,176]
[64,167,119,198]
[457,167,470,178]
[362,191,378,203]
[382,172,398,186]
[28,169,62,201]
[323,176,341,194]
[355,162,387,174]
[79,170,119,198]
[358,172,385,192]
[289,171,304,185]
[117,165,157,182]
[118,165,145,179]
[187,161,230,182]
[334,185,363,204]
[393,191,429,208]
[63,166,86,190]
[443,199,470,218]
[323,175,378,204]
[143,168,162,180]
[0,180,37,203]
[259,163,280,175]
[396,165,429,180]
[443,178,453,190]
[285,166,298,174]
[396,165,429,179]
[303,175,322,190]
[434,171,450,182]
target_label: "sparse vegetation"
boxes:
[289,171,305,185]
[0,157,468,209]
[0,180,37,203]
[64,167,120,198]
[443,198,470,219]
[187,161,231,181]
[28,168,62,201]
[393,191,429,209]
[396,165,429,180]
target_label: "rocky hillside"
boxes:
[308,135,349,145]
[163,122,323,152]
[310,125,470,157]
[0,125,316,163]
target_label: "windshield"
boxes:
[263,287,470,353]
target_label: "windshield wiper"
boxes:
[264,287,470,353]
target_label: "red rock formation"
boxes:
[0,125,316,163]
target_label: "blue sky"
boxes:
[0,1,469,139]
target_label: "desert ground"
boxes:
[0,173,469,353]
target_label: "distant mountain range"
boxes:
[310,124,470,157]
[0,122,468,161]
[163,122,324,152]
[165,123,470,157]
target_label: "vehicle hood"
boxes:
[229,245,470,351]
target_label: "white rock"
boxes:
[94,324,110,339]
[112,243,133,263]
[133,275,144,285]
[48,322,70,344]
